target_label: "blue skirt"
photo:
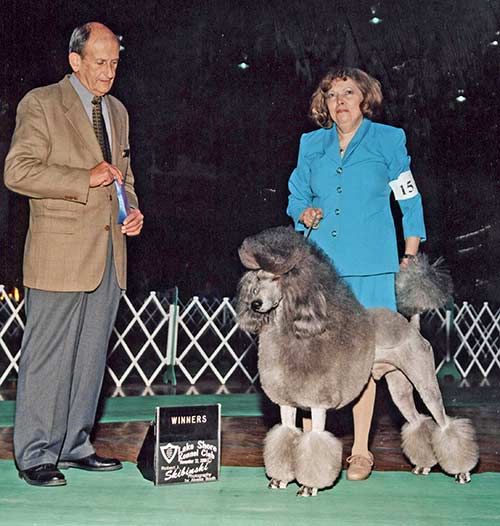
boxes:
[342,273,397,312]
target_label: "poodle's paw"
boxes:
[297,485,318,497]
[268,478,288,490]
[455,472,471,484]
[412,466,431,476]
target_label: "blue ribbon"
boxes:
[114,180,130,224]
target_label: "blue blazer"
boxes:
[287,118,426,276]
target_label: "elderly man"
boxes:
[4,22,144,486]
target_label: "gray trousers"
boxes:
[14,240,121,470]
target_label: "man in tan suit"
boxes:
[4,22,144,486]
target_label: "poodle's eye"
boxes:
[252,287,259,295]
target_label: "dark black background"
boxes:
[1,0,498,301]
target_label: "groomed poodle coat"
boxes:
[236,226,478,496]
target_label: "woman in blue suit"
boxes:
[287,67,426,481]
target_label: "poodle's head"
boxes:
[244,270,283,314]
[235,269,283,333]
[236,226,330,337]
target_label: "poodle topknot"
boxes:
[239,225,318,274]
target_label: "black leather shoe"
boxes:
[58,453,122,472]
[19,463,67,487]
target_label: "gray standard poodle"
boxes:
[236,226,478,497]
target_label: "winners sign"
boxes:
[137,404,221,485]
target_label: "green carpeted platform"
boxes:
[0,394,263,428]
[0,461,498,525]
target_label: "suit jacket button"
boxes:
[104,225,110,231]
[337,186,342,193]
[336,167,343,174]
[331,230,337,237]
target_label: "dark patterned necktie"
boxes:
[91,96,112,163]
[92,95,129,222]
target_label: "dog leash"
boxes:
[305,212,320,239]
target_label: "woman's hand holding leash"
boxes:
[300,207,323,239]
[300,207,323,228]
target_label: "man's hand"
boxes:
[121,208,144,236]
[90,161,123,187]
[299,207,323,229]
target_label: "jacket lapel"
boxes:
[323,127,342,164]
[59,75,103,164]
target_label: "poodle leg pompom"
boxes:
[401,415,438,474]
[294,431,342,493]
[431,417,479,480]
[263,424,301,487]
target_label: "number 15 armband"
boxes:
[389,170,419,200]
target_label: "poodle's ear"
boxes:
[292,290,328,338]
[235,271,266,333]
[282,269,328,338]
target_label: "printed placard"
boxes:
[137,404,221,485]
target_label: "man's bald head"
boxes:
[69,22,120,57]
[68,22,121,96]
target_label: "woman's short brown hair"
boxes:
[309,67,383,128]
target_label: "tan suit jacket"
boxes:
[4,75,138,291]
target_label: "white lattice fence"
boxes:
[105,294,258,387]
[422,302,500,383]
[107,291,174,387]
[1,284,500,390]
[174,297,258,385]
[0,286,25,387]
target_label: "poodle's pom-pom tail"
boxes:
[431,417,479,475]
[401,416,438,469]
[263,424,301,484]
[396,255,453,317]
[294,431,342,489]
